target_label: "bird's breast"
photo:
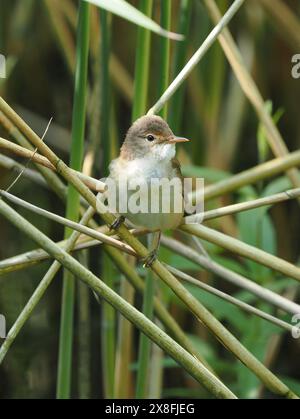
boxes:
[107,157,184,230]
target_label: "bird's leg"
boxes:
[142,231,161,268]
[109,215,125,231]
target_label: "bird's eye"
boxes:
[146,134,155,142]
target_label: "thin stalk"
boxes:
[1,211,296,370]
[0,211,191,375]
[0,101,212,390]
[12,177,292,237]
[181,224,300,282]
[145,0,172,395]
[3,131,300,199]
[148,320,164,398]
[189,149,300,203]
[110,86,135,395]
[0,205,96,365]
[8,188,296,320]
[0,111,67,200]
[0,154,49,190]
[1,189,298,342]
[202,0,300,193]
[0,136,103,191]
[57,1,90,399]
[0,199,237,399]
[147,0,245,115]
[114,278,135,398]
[101,254,116,398]
[77,253,92,399]
[165,265,293,333]
[0,99,297,398]
[0,189,136,256]
[98,10,116,398]
[103,245,211,371]
[131,0,154,399]
[99,10,111,173]
[161,235,300,316]
[0,227,147,276]
[136,234,156,399]
[190,188,300,222]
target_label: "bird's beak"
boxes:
[168,135,190,144]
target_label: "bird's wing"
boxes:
[171,157,184,182]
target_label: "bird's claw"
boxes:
[109,215,125,231]
[142,249,158,268]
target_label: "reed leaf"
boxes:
[84,0,183,40]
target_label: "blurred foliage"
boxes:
[0,0,300,399]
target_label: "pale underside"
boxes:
[107,144,184,231]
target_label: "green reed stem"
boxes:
[114,277,135,398]
[0,198,237,399]
[132,0,154,398]
[158,0,171,120]
[99,10,111,174]
[1,82,297,399]
[132,0,153,120]
[169,0,192,133]
[202,0,300,194]
[101,254,116,398]
[56,1,90,399]
[135,234,156,398]
[138,0,172,396]
[0,111,67,201]
[98,9,116,399]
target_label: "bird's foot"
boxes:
[109,215,125,231]
[142,249,158,268]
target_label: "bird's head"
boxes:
[120,115,189,161]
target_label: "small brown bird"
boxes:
[107,115,189,266]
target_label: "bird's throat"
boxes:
[151,143,176,162]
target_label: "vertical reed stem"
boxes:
[56,1,90,399]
